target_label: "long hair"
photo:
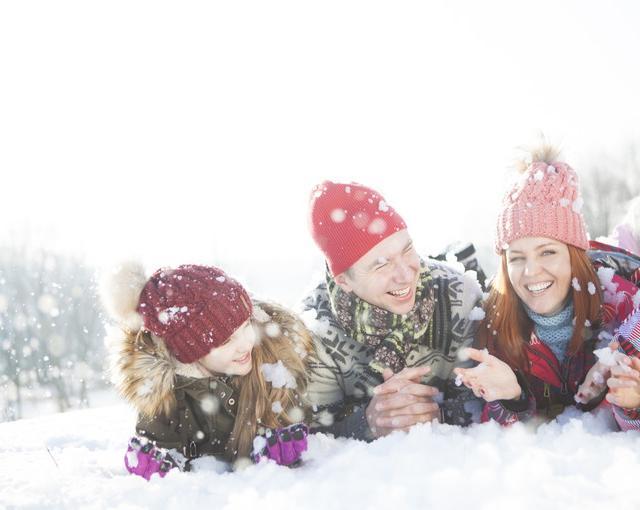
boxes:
[226,301,312,460]
[109,300,313,462]
[476,245,603,374]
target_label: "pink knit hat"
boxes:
[495,157,589,253]
[309,181,407,276]
[137,265,252,363]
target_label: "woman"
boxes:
[101,262,312,479]
[454,145,640,429]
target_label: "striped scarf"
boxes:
[326,260,435,377]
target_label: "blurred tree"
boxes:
[581,144,640,239]
[0,241,106,421]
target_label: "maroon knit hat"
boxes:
[136,265,252,363]
[309,181,407,276]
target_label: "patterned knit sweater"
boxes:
[303,259,484,440]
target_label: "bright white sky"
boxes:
[2,0,640,305]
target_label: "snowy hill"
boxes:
[1,404,639,510]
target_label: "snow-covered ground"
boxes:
[1,404,639,510]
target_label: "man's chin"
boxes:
[383,296,416,315]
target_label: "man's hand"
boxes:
[365,366,440,438]
[453,348,521,402]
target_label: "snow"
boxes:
[597,267,622,306]
[158,306,188,325]
[587,281,597,295]
[593,347,619,367]
[261,360,297,389]
[592,372,605,385]
[533,169,544,181]
[264,322,282,338]
[571,277,582,292]
[1,404,639,509]
[468,306,486,321]
[136,379,153,397]
[252,306,271,323]
[572,196,584,213]
[330,209,346,223]
[200,395,219,415]
[597,267,616,290]
[444,252,465,274]
[367,218,387,235]
[252,434,267,455]
[271,401,283,414]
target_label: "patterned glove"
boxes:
[251,423,308,466]
[124,436,174,480]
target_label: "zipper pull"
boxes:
[543,383,550,398]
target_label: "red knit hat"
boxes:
[137,265,252,363]
[309,181,407,276]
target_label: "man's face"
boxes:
[335,229,420,315]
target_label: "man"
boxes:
[304,180,484,440]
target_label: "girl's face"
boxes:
[506,236,572,316]
[198,319,257,376]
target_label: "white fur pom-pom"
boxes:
[99,261,147,332]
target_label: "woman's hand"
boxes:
[575,361,610,404]
[605,356,640,410]
[453,348,521,402]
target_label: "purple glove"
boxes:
[251,423,308,466]
[124,436,174,480]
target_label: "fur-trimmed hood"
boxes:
[101,261,196,417]
[101,262,313,419]
[106,325,180,418]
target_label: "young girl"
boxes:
[101,262,312,479]
[454,144,640,425]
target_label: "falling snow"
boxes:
[261,360,297,389]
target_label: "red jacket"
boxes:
[484,242,640,425]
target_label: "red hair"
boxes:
[476,246,603,374]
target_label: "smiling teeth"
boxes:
[389,287,410,297]
[527,282,552,292]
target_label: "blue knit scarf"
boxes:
[525,301,574,364]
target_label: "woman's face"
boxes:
[506,237,572,316]
[198,319,256,376]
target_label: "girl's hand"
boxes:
[453,348,521,402]
[251,423,308,466]
[124,436,174,480]
[605,356,640,410]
